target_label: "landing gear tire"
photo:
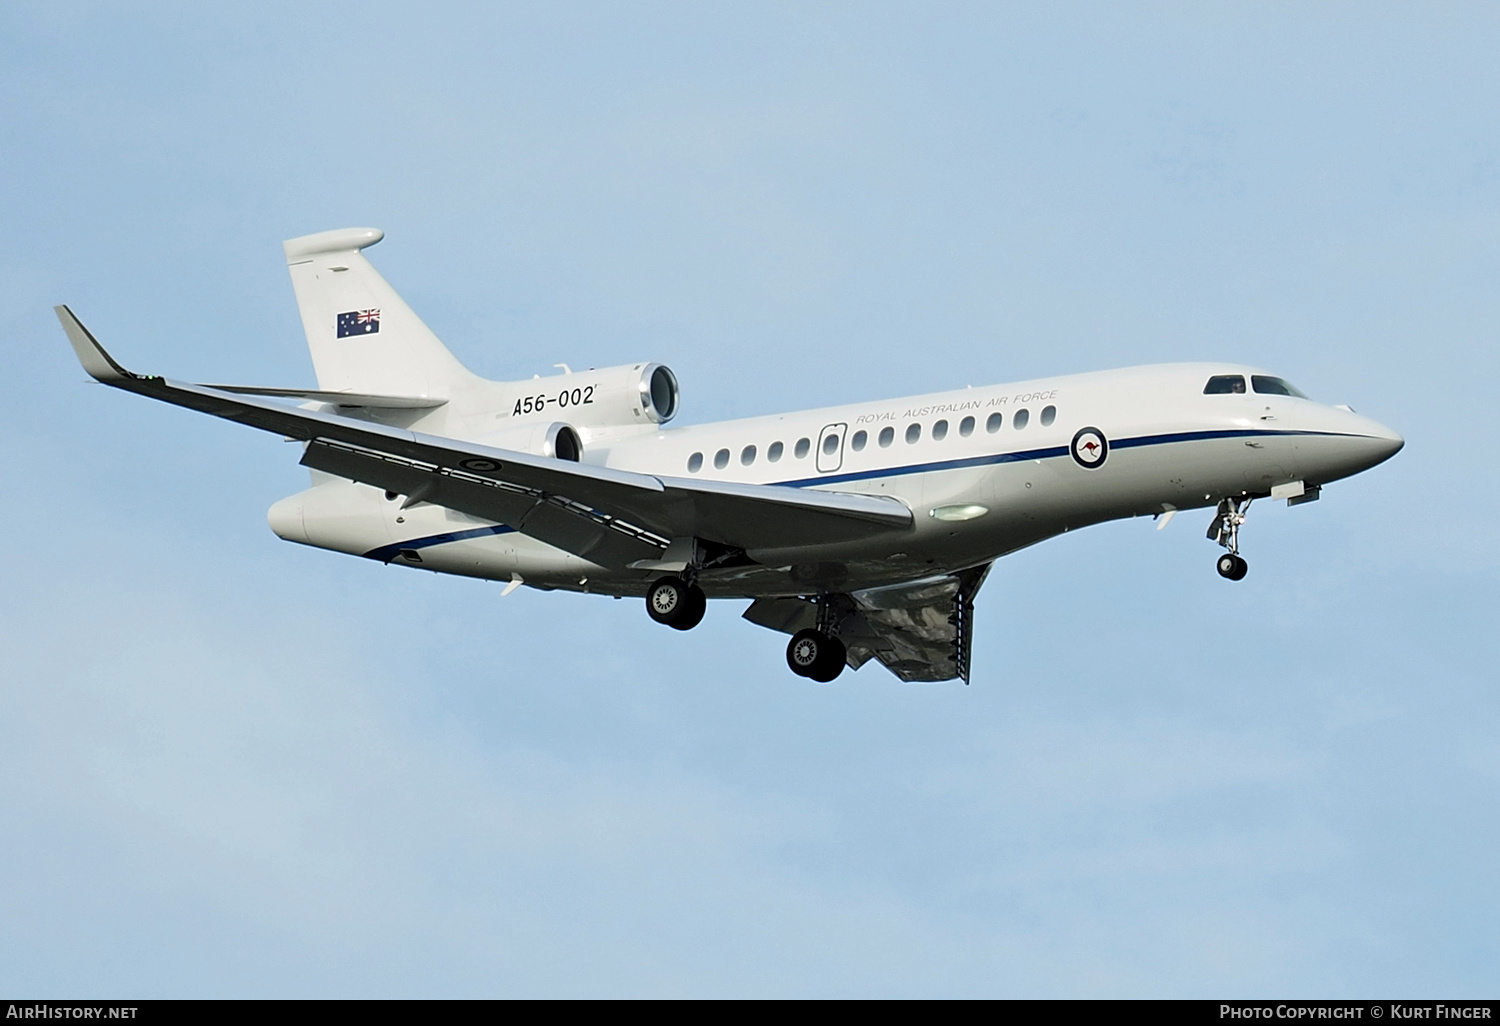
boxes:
[786,629,846,682]
[1216,553,1248,581]
[675,584,707,630]
[646,576,707,630]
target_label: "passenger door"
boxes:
[816,422,847,473]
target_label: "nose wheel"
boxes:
[1216,552,1248,580]
[786,628,846,682]
[1208,497,1251,581]
[646,576,707,630]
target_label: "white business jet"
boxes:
[57,227,1403,684]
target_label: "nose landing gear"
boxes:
[646,575,707,630]
[1216,551,1248,581]
[1209,497,1251,581]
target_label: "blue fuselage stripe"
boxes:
[770,444,1069,488]
[364,427,1354,559]
[769,427,1344,488]
[364,524,515,562]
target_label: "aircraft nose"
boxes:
[1370,422,1405,462]
[1341,414,1404,474]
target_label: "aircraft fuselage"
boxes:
[267,360,1402,597]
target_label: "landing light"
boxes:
[929,504,989,522]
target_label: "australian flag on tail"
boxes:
[336,309,381,338]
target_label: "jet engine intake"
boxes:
[548,422,582,462]
[480,421,583,461]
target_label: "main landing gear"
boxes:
[643,542,752,632]
[786,629,846,683]
[646,575,706,631]
[1209,497,1251,581]
[645,573,848,682]
[785,596,847,683]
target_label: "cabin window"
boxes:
[741,444,756,466]
[1040,405,1056,426]
[959,416,975,437]
[1014,408,1030,429]
[906,423,921,444]
[932,419,948,441]
[879,426,894,448]
[1204,374,1247,394]
[768,441,783,462]
[687,452,703,473]
[851,430,867,451]
[986,412,1002,433]
[1251,375,1308,398]
[822,433,840,456]
[714,448,730,470]
[795,437,810,459]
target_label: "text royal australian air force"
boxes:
[854,387,1062,424]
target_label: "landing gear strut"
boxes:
[1209,497,1250,581]
[646,575,706,630]
[785,596,846,682]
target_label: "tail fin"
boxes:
[283,228,480,398]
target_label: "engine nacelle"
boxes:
[482,420,583,461]
[500,363,679,431]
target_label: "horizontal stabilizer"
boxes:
[57,307,446,410]
[207,385,448,409]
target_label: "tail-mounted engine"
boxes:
[502,363,678,431]
[482,420,584,461]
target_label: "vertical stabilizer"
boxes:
[283,228,479,397]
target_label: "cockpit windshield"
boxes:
[1203,374,1246,394]
[1250,375,1308,398]
[1204,373,1309,398]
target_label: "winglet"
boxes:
[54,305,139,384]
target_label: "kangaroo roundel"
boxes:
[1071,426,1108,469]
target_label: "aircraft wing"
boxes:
[57,306,912,567]
[742,563,991,683]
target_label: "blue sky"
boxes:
[1,2,1496,997]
